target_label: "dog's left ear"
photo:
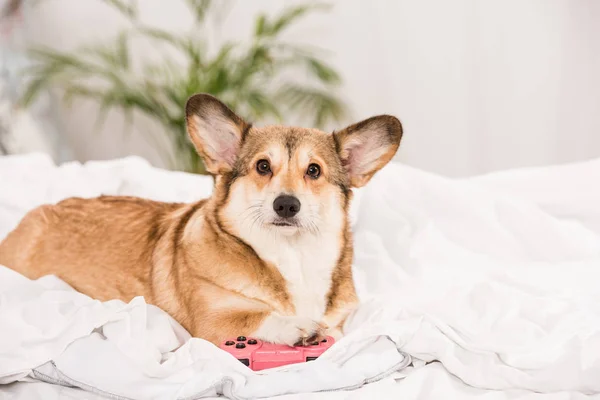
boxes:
[185,93,249,175]
[334,115,403,187]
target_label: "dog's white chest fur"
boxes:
[251,231,340,320]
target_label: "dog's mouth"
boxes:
[271,219,299,228]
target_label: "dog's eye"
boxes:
[256,159,271,175]
[306,163,321,179]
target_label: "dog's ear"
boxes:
[185,93,249,175]
[334,115,403,188]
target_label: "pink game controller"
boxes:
[220,335,335,371]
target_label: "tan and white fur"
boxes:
[0,93,403,346]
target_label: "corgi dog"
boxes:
[0,94,402,346]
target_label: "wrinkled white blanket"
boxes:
[1,153,600,399]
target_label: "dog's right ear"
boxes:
[185,93,249,175]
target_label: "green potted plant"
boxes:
[21,0,347,174]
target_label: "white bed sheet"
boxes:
[1,153,600,399]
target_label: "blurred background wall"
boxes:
[4,0,600,177]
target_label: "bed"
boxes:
[1,153,599,399]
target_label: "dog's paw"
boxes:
[253,314,326,346]
[293,330,328,347]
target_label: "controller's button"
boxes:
[225,341,235,346]
[306,356,318,361]
[311,341,319,346]
[237,336,247,341]
[321,339,327,343]
[247,339,257,345]
[239,358,250,366]
[236,343,246,349]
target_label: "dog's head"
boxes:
[185,93,402,238]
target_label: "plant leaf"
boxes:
[245,90,282,121]
[184,0,212,23]
[303,57,340,84]
[254,14,267,36]
[264,3,331,37]
[275,83,347,127]
[116,31,130,69]
[137,26,186,50]
[104,0,138,20]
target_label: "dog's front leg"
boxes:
[252,313,327,346]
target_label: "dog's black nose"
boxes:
[273,195,301,218]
